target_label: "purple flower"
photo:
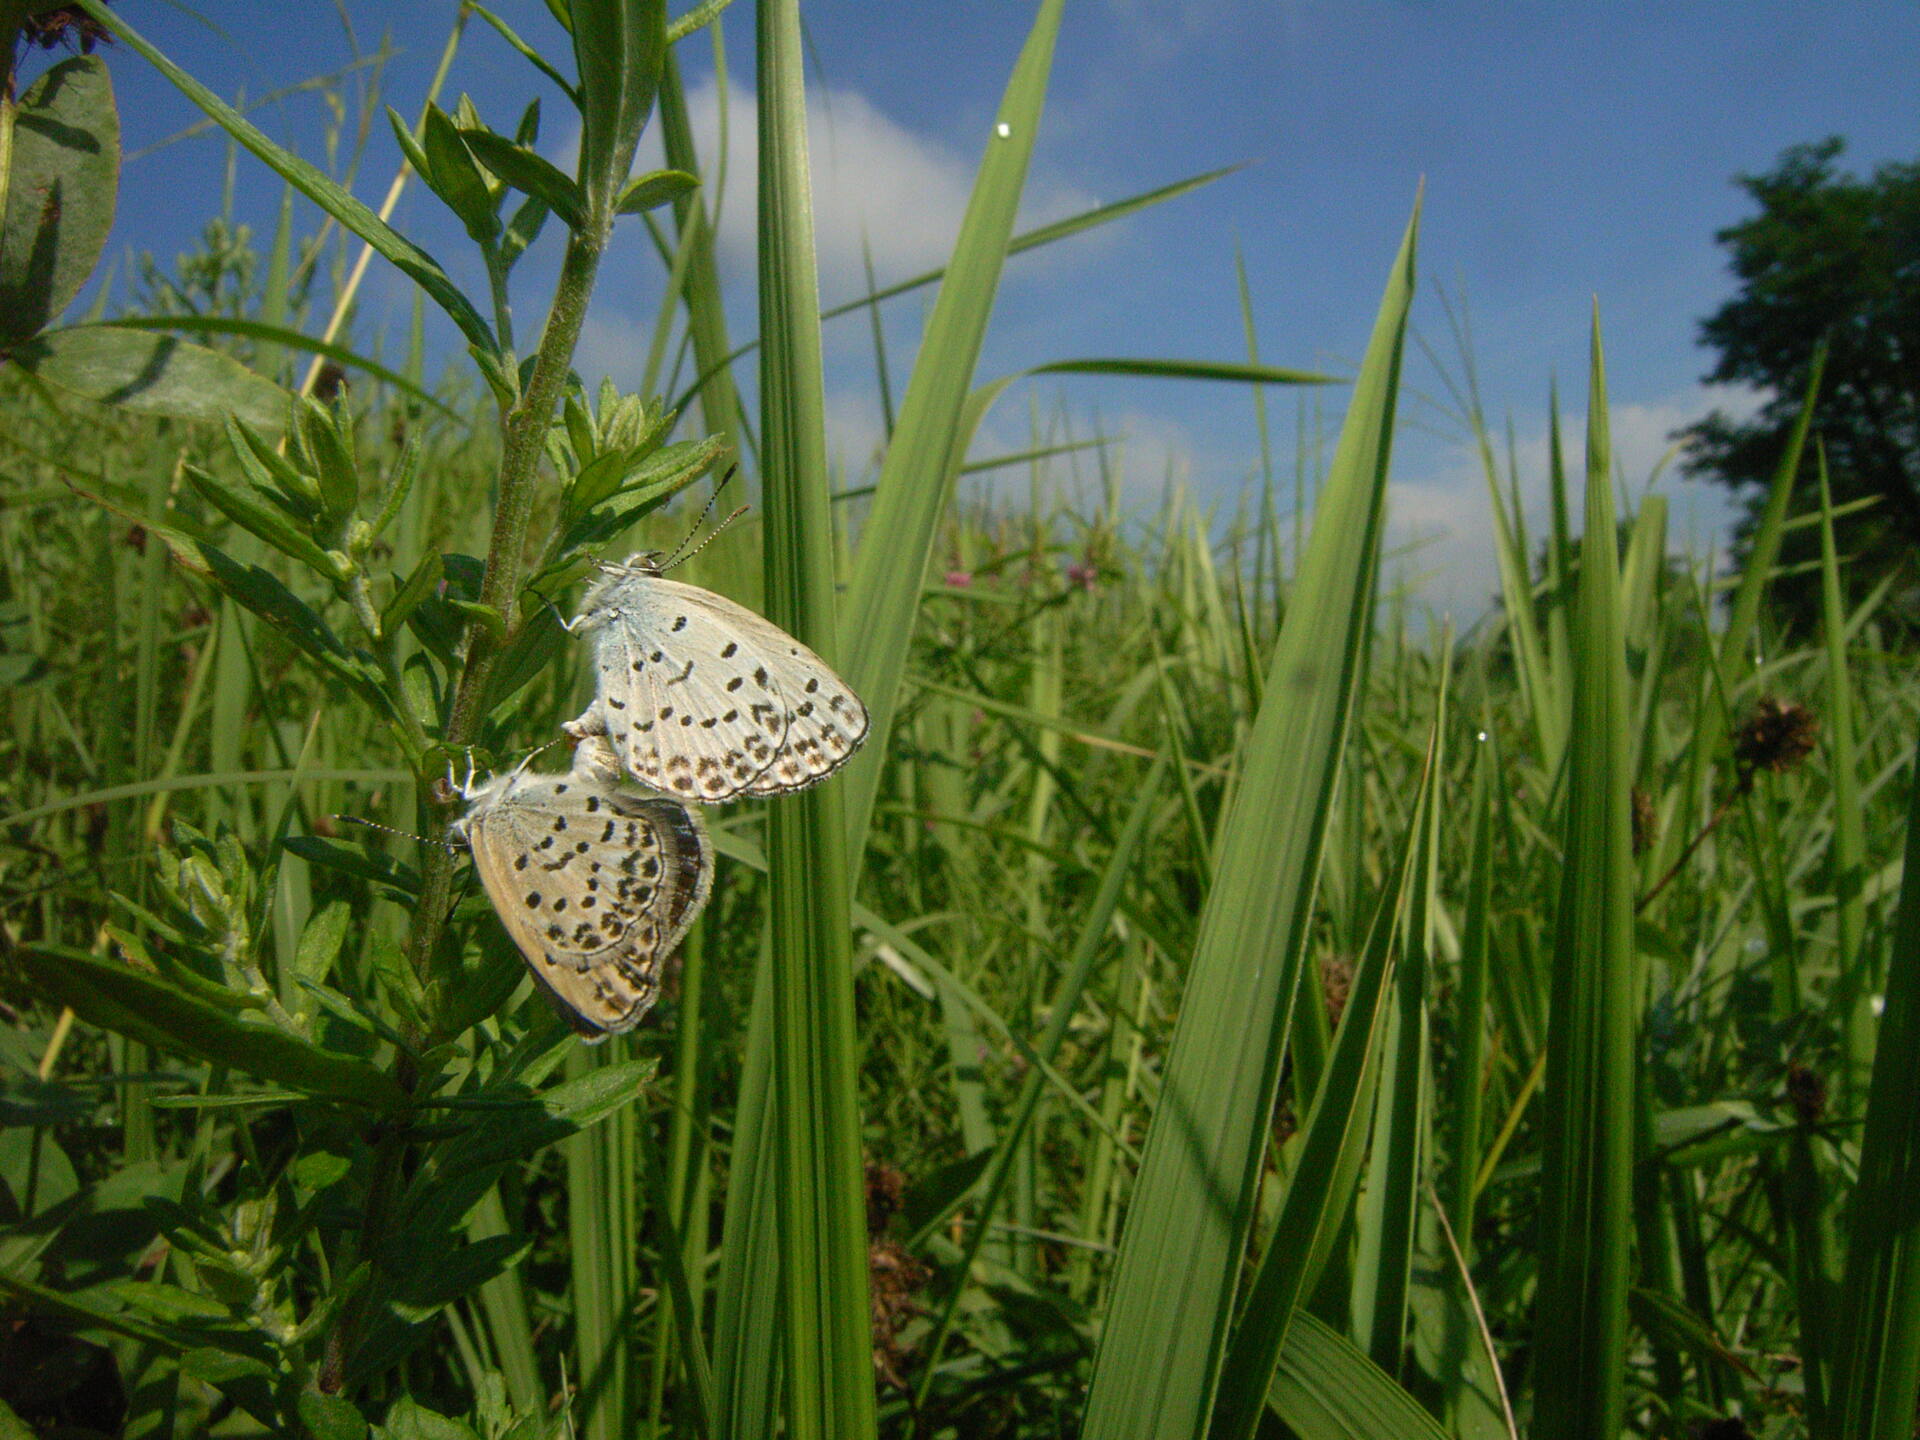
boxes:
[944,569,973,588]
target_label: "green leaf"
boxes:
[299,1391,371,1440]
[9,325,291,435]
[225,412,322,517]
[459,127,585,229]
[0,55,118,342]
[1268,1313,1450,1440]
[1080,203,1417,1440]
[1212,723,1436,1440]
[570,0,667,226]
[753,2,875,1436]
[111,313,458,417]
[1025,356,1339,386]
[13,945,404,1107]
[835,0,1066,860]
[299,395,361,523]
[183,464,344,582]
[383,551,444,638]
[422,104,499,243]
[615,167,699,215]
[379,1398,481,1440]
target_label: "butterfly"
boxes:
[562,554,870,803]
[453,734,713,1039]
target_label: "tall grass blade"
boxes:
[1528,312,1636,1439]
[1350,647,1448,1374]
[1212,715,1438,1440]
[754,2,875,1435]
[1079,201,1418,1440]
[1819,451,1871,1098]
[1832,718,1920,1440]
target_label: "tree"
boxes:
[1684,138,1920,636]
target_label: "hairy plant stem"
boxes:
[398,228,607,1027]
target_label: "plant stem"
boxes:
[399,228,606,1022]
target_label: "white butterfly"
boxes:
[562,555,870,803]
[452,735,713,1039]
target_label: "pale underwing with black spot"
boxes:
[452,734,713,1039]
[562,555,870,803]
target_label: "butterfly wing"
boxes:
[569,574,867,802]
[466,766,712,1037]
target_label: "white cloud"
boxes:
[633,77,1097,306]
[1383,382,1765,621]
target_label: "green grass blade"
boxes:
[1819,450,1871,1099]
[710,939,783,1440]
[1719,342,1826,674]
[566,1043,641,1440]
[836,0,1067,858]
[754,2,875,1434]
[1268,1313,1450,1440]
[1212,718,1437,1440]
[1832,718,1920,1440]
[1350,648,1448,1375]
[657,46,746,455]
[1528,312,1637,1440]
[1079,200,1417,1440]
[912,762,1167,1407]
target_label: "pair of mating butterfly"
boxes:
[452,544,868,1039]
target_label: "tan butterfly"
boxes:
[453,735,712,1038]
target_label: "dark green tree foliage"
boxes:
[1684,138,1920,634]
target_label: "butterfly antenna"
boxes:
[657,464,742,572]
[335,814,460,853]
[659,503,751,574]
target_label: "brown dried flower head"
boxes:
[22,6,113,52]
[1785,1061,1827,1126]
[1732,696,1818,785]
[1630,787,1658,856]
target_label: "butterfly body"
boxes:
[564,559,869,802]
[454,736,712,1038]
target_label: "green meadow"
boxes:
[3,5,1918,1439]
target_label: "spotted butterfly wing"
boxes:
[454,736,712,1038]
[565,566,869,802]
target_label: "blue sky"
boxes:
[62,1,1920,616]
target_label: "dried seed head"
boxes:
[864,1159,908,1237]
[1320,955,1355,1031]
[21,6,113,52]
[1785,1061,1826,1126]
[1732,696,1819,785]
[1631,787,1658,856]
[868,1236,932,1389]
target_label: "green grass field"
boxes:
[4,5,1919,1439]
